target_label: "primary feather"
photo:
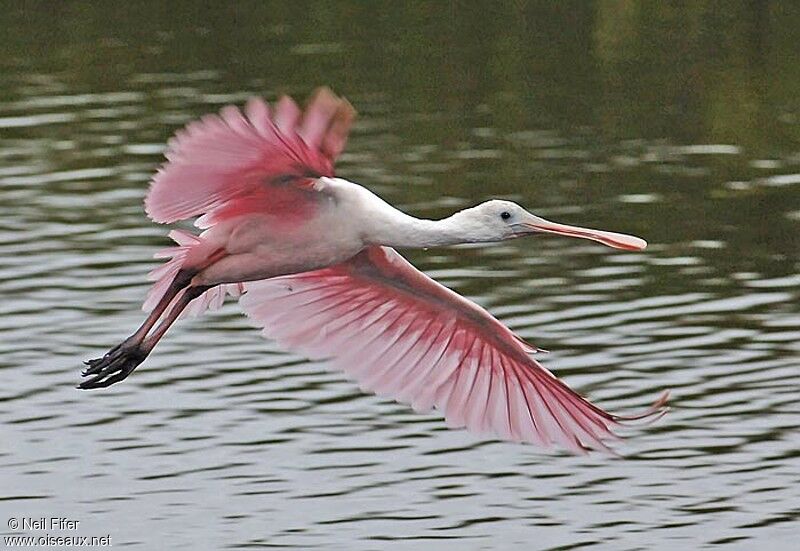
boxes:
[240,246,668,453]
[144,88,354,226]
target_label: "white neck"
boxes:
[328,178,500,249]
[363,204,493,248]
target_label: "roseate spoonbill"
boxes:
[81,87,668,453]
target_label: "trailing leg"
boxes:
[79,283,211,389]
[82,269,194,376]
[80,232,228,390]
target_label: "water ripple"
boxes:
[1,11,799,550]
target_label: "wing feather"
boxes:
[240,246,668,453]
[145,88,355,226]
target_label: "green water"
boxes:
[1,2,798,549]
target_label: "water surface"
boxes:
[1,2,798,549]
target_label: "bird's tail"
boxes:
[143,229,242,318]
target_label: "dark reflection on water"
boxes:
[1,2,798,549]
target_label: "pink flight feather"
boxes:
[241,246,669,453]
[144,88,355,226]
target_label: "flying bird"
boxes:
[81,88,668,453]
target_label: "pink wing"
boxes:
[240,246,669,454]
[144,87,355,226]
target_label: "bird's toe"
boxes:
[80,346,147,389]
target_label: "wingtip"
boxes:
[613,389,671,425]
[654,389,671,409]
[336,95,357,120]
[309,85,335,101]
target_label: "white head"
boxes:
[451,199,647,250]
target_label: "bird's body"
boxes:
[190,181,363,286]
[82,88,667,453]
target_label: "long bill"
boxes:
[519,216,647,251]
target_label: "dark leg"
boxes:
[79,282,210,390]
[142,285,211,354]
[82,270,193,377]
[80,247,227,390]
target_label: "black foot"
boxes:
[79,342,148,390]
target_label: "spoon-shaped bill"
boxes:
[523,217,647,251]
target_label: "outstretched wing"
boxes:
[144,87,355,227]
[240,246,668,454]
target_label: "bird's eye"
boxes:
[500,211,511,220]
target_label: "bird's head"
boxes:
[460,199,647,251]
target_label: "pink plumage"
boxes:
[144,88,353,226]
[141,88,355,317]
[144,229,243,318]
[241,246,668,453]
[81,87,668,454]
